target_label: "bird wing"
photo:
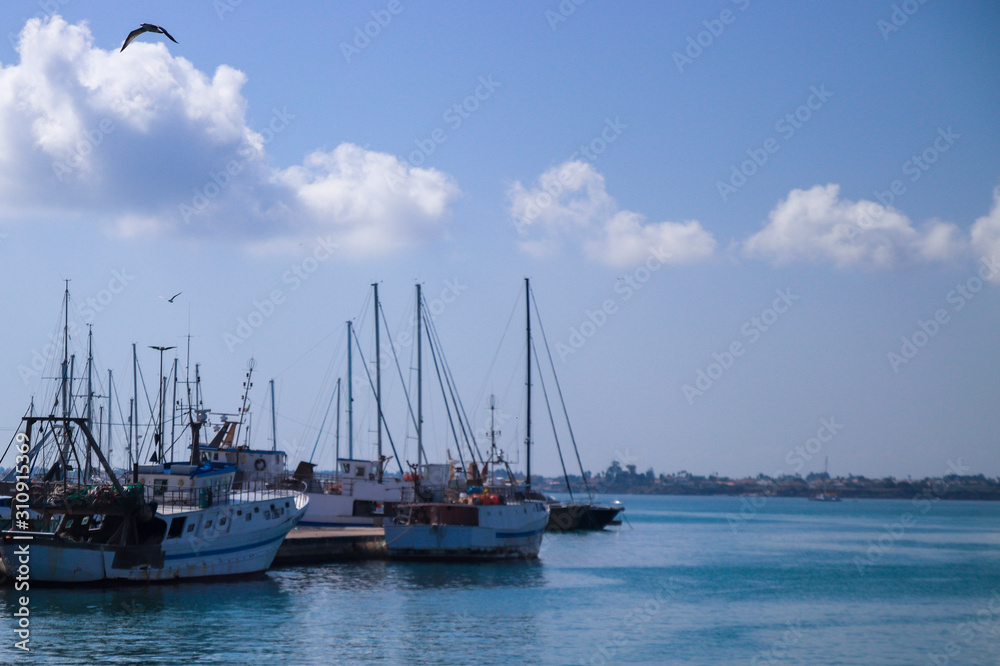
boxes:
[158,26,179,44]
[169,291,182,302]
[121,26,147,52]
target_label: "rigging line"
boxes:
[421,300,482,465]
[309,378,338,464]
[531,287,593,499]
[350,325,404,474]
[532,335,574,500]
[471,288,522,421]
[378,298,419,434]
[420,300,466,470]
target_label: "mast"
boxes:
[416,283,424,466]
[525,277,532,496]
[150,345,176,462]
[131,343,138,467]
[347,320,354,460]
[171,358,178,461]
[236,358,255,449]
[269,378,277,452]
[107,369,113,465]
[374,282,383,479]
[61,280,70,421]
[85,327,94,479]
[335,377,341,465]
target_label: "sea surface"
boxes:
[3,494,1000,665]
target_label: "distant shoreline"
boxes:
[533,473,1000,501]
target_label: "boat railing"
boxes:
[143,476,306,509]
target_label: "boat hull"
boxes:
[0,493,308,585]
[384,501,548,560]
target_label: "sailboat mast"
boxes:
[347,320,354,460]
[131,343,138,467]
[61,280,69,421]
[525,277,532,496]
[270,378,277,453]
[107,369,113,465]
[171,358,178,461]
[374,282,383,478]
[416,283,424,466]
[335,377,342,464]
[85,327,94,480]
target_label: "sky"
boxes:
[0,1,998,481]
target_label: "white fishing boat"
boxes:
[1,414,307,585]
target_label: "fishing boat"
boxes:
[0,413,308,585]
[384,280,549,560]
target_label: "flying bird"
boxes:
[121,23,178,52]
[161,291,182,303]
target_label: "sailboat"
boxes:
[383,281,549,560]
[522,280,624,531]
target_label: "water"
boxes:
[3,495,1000,665]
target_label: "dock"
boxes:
[272,526,386,565]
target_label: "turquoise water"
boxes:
[3,495,1000,665]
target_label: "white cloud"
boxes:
[970,187,1000,283]
[742,184,965,268]
[508,160,716,267]
[0,16,458,255]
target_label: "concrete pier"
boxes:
[272,527,385,565]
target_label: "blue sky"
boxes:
[0,1,998,480]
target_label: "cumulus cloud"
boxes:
[742,184,965,268]
[0,16,458,255]
[507,160,716,267]
[970,187,1000,282]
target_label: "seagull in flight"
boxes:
[161,291,182,303]
[121,23,178,52]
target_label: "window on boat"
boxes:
[153,479,167,497]
[187,524,196,533]
[221,516,227,524]
[205,520,213,528]
[341,462,350,474]
[355,466,365,477]
[167,517,186,539]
